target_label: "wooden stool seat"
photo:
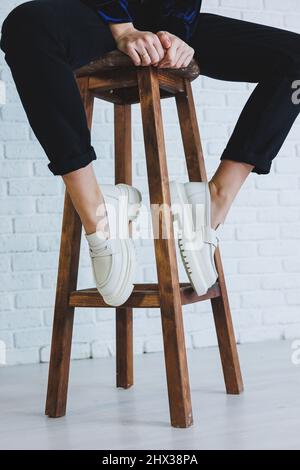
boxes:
[75,49,201,80]
[74,50,201,105]
[46,50,244,428]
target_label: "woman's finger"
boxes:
[175,48,190,68]
[159,45,177,67]
[156,31,172,50]
[182,51,195,68]
[139,49,152,65]
[126,45,142,66]
[152,35,166,61]
[144,42,160,65]
[134,40,152,65]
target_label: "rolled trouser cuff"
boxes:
[48,146,97,176]
[220,148,272,175]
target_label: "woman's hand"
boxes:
[156,31,195,68]
[109,22,166,66]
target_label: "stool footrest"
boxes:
[69,282,220,309]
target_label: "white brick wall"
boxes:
[0,80,5,105]
[0,0,300,366]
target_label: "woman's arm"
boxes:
[156,0,202,42]
[82,1,165,65]
[82,1,137,41]
[152,0,201,69]
[82,0,133,25]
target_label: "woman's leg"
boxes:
[0,0,117,234]
[1,0,146,305]
[189,13,300,228]
[209,161,254,230]
[63,165,107,235]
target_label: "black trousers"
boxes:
[1,0,300,175]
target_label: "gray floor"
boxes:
[0,340,300,450]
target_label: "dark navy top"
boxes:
[83,1,202,41]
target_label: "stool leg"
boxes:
[45,191,82,417]
[45,78,94,417]
[175,79,244,394]
[115,103,134,389]
[138,67,193,428]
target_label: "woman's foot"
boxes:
[86,184,141,307]
[170,181,219,296]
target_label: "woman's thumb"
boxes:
[157,31,172,48]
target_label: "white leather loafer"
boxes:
[86,184,141,307]
[170,181,219,296]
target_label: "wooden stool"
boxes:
[45,50,243,428]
